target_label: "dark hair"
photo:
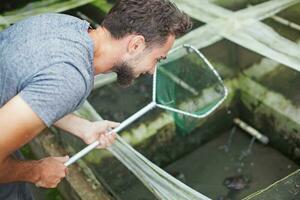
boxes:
[102,0,192,46]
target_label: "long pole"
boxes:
[65,101,156,166]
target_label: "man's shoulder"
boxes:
[1,12,93,77]
[2,13,88,41]
[17,13,83,28]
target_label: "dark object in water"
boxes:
[223,175,250,190]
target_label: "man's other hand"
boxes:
[81,120,119,148]
[35,156,69,188]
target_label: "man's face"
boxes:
[112,35,175,87]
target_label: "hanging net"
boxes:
[172,0,300,72]
[155,45,227,134]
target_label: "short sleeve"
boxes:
[19,64,87,127]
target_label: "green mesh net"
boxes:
[155,45,227,134]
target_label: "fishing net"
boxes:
[155,45,227,133]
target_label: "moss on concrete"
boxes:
[238,74,300,164]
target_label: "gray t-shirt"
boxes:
[0,13,94,127]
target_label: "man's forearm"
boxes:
[0,156,39,184]
[54,114,90,140]
[54,114,119,147]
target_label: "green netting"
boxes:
[155,45,227,134]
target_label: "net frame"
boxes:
[154,44,228,118]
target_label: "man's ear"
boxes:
[127,35,146,55]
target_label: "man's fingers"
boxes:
[65,168,69,175]
[105,120,120,129]
[99,134,108,148]
[53,156,69,163]
[107,133,116,144]
[95,128,117,149]
[104,136,111,147]
[98,133,116,148]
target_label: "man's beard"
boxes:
[112,61,135,87]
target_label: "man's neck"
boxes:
[88,27,124,75]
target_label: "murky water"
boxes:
[239,136,256,161]
[220,127,237,152]
[118,128,298,200]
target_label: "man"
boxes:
[0,0,192,199]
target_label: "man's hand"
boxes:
[35,156,69,188]
[81,120,119,148]
[54,114,119,148]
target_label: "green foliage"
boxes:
[0,0,94,28]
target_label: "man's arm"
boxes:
[0,95,67,187]
[54,114,119,148]
[54,114,90,140]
